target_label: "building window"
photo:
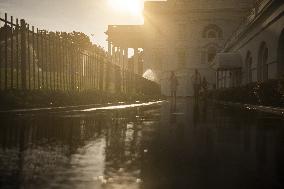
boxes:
[201,50,207,64]
[207,47,217,63]
[245,51,253,83]
[257,42,269,81]
[277,29,284,77]
[207,30,217,38]
[202,24,223,39]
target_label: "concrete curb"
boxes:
[0,100,164,115]
[215,100,284,116]
[0,103,104,114]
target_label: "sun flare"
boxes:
[107,0,144,16]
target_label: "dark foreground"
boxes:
[0,99,284,189]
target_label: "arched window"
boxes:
[245,51,253,83]
[257,42,268,82]
[278,29,284,77]
[202,24,223,39]
[207,47,217,63]
[207,30,217,38]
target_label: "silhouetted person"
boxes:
[170,71,178,104]
[202,77,208,99]
[191,69,202,104]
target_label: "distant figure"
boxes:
[202,77,208,99]
[169,71,178,103]
[191,69,202,103]
[202,77,209,116]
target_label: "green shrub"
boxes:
[208,79,284,107]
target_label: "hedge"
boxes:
[208,79,284,108]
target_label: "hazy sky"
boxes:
[0,0,147,49]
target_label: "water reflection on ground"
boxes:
[0,99,283,189]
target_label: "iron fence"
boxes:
[0,13,160,96]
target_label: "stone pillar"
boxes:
[134,48,139,74]
[222,71,224,88]
[124,48,128,70]
[112,46,116,63]
[221,71,224,88]
[120,48,124,69]
[113,46,116,64]
[116,47,120,65]
[216,71,219,89]
[120,48,125,91]
[124,48,128,92]
[118,47,122,68]
[225,71,227,88]
[108,41,112,55]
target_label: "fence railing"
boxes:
[0,13,160,96]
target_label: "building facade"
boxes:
[106,0,256,96]
[213,0,284,89]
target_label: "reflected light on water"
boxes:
[82,101,163,112]
[1,99,284,188]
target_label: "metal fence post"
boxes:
[99,54,104,91]
[71,47,75,91]
[4,13,8,90]
[20,19,27,90]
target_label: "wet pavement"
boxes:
[0,99,284,189]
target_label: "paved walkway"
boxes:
[0,99,283,189]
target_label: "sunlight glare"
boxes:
[143,69,156,82]
[107,0,144,16]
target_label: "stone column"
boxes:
[118,47,122,68]
[108,41,112,55]
[120,48,124,69]
[113,46,116,64]
[134,48,139,74]
[123,48,128,70]
[216,71,219,89]
[116,47,120,65]
[112,46,116,63]
[221,71,224,88]
[124,48,128,92]
[224,71,227,88]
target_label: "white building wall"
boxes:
[143,0,253,96]
[225,3,284,84]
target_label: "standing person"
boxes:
[202,76,209,112]
[170,71,178,104]
[191,69,202,103]
[202,76,208,99]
